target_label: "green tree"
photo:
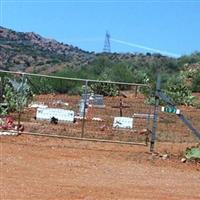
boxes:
[110,63,133,83]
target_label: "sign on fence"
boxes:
[36,108,75,122]
[161,106,180,114]
[113,117,133,129]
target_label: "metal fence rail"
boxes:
[0,70,153,146]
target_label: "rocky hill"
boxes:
[0,26,200,77]
[0,26,95,73]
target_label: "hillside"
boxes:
[0,26,182,75]
[0,26,200,81]
[0,26,95,73]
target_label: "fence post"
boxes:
[135,85,138,97]
[146,86,153,131]
[81,80,88,138]
[0,76,3,103]
[17,73,25,134]
[150,74,161,152]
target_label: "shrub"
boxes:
[164,76,195,106]
[2,77,32,113]
[191,69,200,92]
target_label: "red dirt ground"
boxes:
[1,135,200,200]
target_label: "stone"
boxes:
[29,102,48,108]
[181,158,187,163]
[162,154,169,160]
[113,117,133,129]
[133,113,154,119]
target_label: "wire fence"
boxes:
[157,105,200,143]
[0,70,153,145]
[0,70,199,148]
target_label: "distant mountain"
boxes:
[0,26,95,73]
[0,26,200,76]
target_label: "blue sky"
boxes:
[0,0,200,57]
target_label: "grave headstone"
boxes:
[81,94,105,108]
[36,108,74,123]
[93,94,105,108]
[113,117,133,129]
[79,94,105,117]
[81,94,91,101]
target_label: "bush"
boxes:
[164,76,195,106]
[191,69,200,92]
[90,82,119,96]
[3,78,32,113]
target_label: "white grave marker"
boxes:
[29,103,48,109]
[113,117,133,129]
[36,108,74,122]
[0,131,19,136]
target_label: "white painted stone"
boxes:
[29,103,48,108]
[181,158,187,163]
[0,131,18,136]
[162,154,169,160]
[133,113,154,119]
[113,117,133,129]
[36,108,74,122]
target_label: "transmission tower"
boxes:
[103,31,111,53]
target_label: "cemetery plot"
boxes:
[5,94,152,143]
[1,71,200,145]
[1,91,197,144]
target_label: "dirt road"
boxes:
[1,135,200,200]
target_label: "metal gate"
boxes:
[0,70,154,146]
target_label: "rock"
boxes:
[162,154,168,160]
[100,125,106,131]
[181,158,187,163]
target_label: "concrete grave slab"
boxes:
[36,108,74,123]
